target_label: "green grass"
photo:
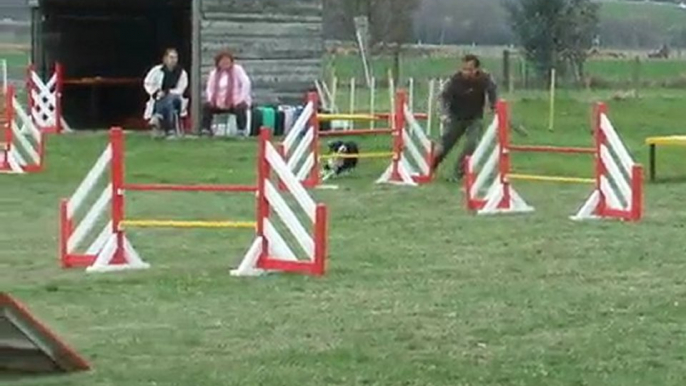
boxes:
[3,90,686,385]
[586,58,686,82]
[0,48,30,81]
[600,1,686,32]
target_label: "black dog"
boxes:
[322,140,359,179]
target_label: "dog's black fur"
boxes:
[323,140,359,176]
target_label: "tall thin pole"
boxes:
[427,79,435,136]
[191,0,202,133]
[1,59,7,93]
[349,77,355,115]
[370,77,376,131]
[548,68,556,132]
[408,77,414,112]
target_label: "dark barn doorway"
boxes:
[33,0,191,129]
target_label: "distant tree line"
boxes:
[324,0,686,49]
[323,0,419,47]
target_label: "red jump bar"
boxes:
[123,184,257,193]
[319,128,393,137]
[509,145,595,154]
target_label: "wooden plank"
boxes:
[201,20,321,38]
[200,59,321,80]
[200,39,322,61]
[201,0,322,16]
[199,74,318,91]
[253,89,309,105]
[203,12,321,23]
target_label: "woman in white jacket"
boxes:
[143,48,188,137]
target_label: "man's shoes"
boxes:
[199,129,214,137]
[165,131,178,140]
[430,143,443,175]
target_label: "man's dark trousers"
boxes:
[434,116,483,179]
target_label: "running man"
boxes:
[431,54,498,181]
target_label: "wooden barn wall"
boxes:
[200,0,323,105]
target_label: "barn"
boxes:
[27,0,324,130]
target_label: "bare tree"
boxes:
[369,0,420,82]
[505,0,599,83]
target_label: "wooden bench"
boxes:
[645,135,686,181]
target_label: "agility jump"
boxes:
[465,100,643,221]
[0,85,44,173]
[281,90,435,188]
[0,63,70,174]
[59,127,328,276]
[27,63,72,134]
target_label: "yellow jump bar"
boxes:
[508,173,595,184]
[320,151,394,160]
[645,135,686,146]
[318,114,379,122]
[120,220,257,229]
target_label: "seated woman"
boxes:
[143,48,189,138]
[201,50,252,136]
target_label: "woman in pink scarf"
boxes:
[201,50,252,136]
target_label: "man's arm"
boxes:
[439,76,456,118]
[485,73,498,111]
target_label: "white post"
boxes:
[388,70,395,129]
[1,59,7,93]
[370,77,376,131]
[409,78,415,112]
[438,79,446,136]
[315,80,329,111]
[548,68,556,132]
[349,77,356,131]
[427,79,435,136]
[349,77,356,115]
[331,76,338,113]
[356,29,373,88]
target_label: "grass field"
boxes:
[329,53,686,91]
[3,88,686,385]
[600,0,686,32]
[1,49,29,81]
